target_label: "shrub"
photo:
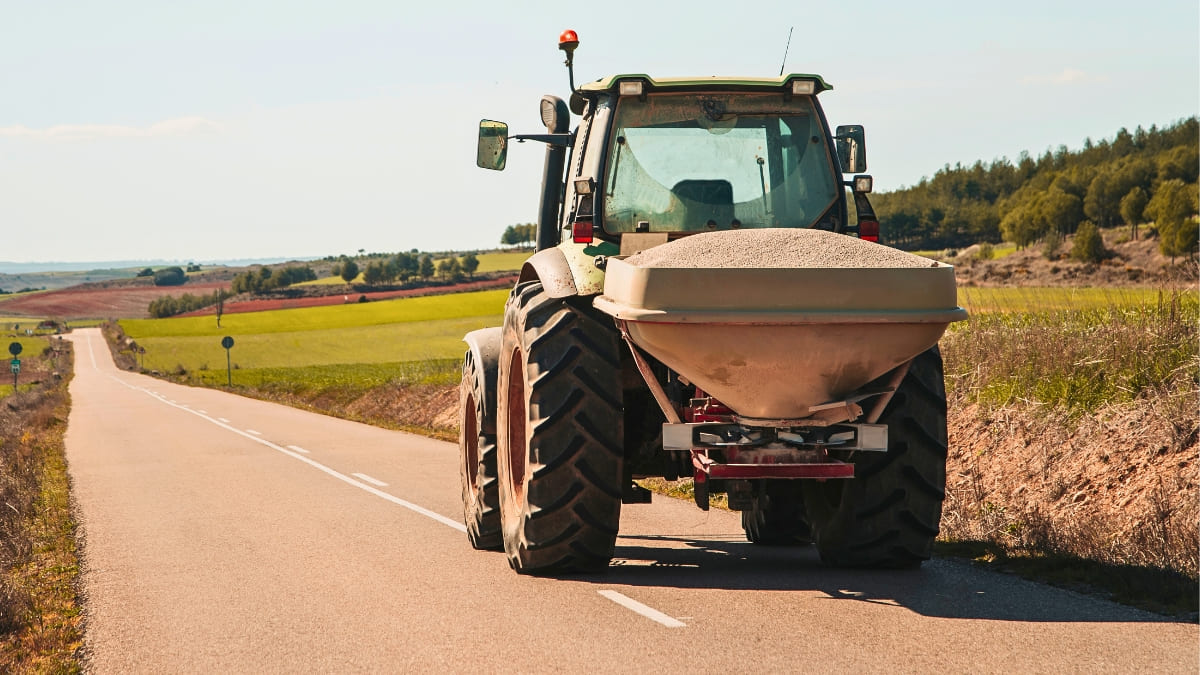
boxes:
[1042,230,1063,259]
[1070,221,1106,263]
[974,243,995,261]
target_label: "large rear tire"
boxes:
[459,348,502,550]
[802,347,948,568]
[742,481,812,545]
[497,282,624,574]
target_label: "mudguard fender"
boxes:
[462,326,502,417]
[518,247,578,298]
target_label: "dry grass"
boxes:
[939,287,1198,615]
[0,343,82,672]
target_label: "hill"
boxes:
[873,117,1199,255]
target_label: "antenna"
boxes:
[778,26,794,77]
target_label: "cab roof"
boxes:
[579,73,832,94]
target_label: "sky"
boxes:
[1,0,1197,264]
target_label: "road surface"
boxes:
[63,328,1197,672]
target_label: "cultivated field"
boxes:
[119,289,507,377]
[0,281,229,320]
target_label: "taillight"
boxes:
[858,220,879,243]
[572,221,594,244]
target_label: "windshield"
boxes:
[602,92,839,234]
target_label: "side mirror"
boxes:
[477,120,509,171]
[835,125,867,174]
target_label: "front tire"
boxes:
[496,282,624,574]
[802,347,948,568]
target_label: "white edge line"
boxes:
[598,590,686,628]
[287,445,310,454]
[218,417,230,423]
[245,429,262,435]
[352,472,388,487]
[109,377,467,533]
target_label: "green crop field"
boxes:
[474,251,530,273]
[123,289,508,337]
[2,336,51,360]
[957,286,1195,313]
[299,275,355,286]
[120,288,507,378]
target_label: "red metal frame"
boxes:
[691,450,854,481]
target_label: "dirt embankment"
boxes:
[944,402,1198,576]
[955,233,1196,288]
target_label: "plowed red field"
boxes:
[0,281,230,319]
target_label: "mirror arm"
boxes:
[511,133,574,148]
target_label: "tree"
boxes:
[1083,171,1121,228]
[394,252,419,281]
[1070,221,1106,263]
[1147,179,1200,261]
[501,225,519,246]
[461,253,479,278]
[1036,185,1083,235]
[1119,187,1149,240]
[419,254,435,279]
[136,267,154,277]
[437,256,462,280]
[362,261,385,285]
[153,266,187,286]
[340,259,359,283]
[216,289,225,328]
[501,223,537,248]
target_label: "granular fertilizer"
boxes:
[624,228,937,269]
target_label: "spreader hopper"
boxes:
[594,252,968,421]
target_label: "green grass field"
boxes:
[2,336,51,360]
[912,242,1018,261]
[123,289,507,337]
[945,287,1197,413]
[120,288,507,377]
[473,251,531,273]
[958,286,1196,313]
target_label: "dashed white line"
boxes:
[352,472,388,487]
[598,590,686,628]
[287,445,310,454]
[105,376,467,534]
[245,429,262,436]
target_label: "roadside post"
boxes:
[8,342,21,392]
[138,346,146,370]
[221,336,234,386]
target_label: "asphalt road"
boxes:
[63,328,1197,673]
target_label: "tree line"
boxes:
[146,250,490,319]
[872,117,1198,258]
[148,289,225,318]
[229,265,317,294]
[344,252,480,285]
[501,223,536,247]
